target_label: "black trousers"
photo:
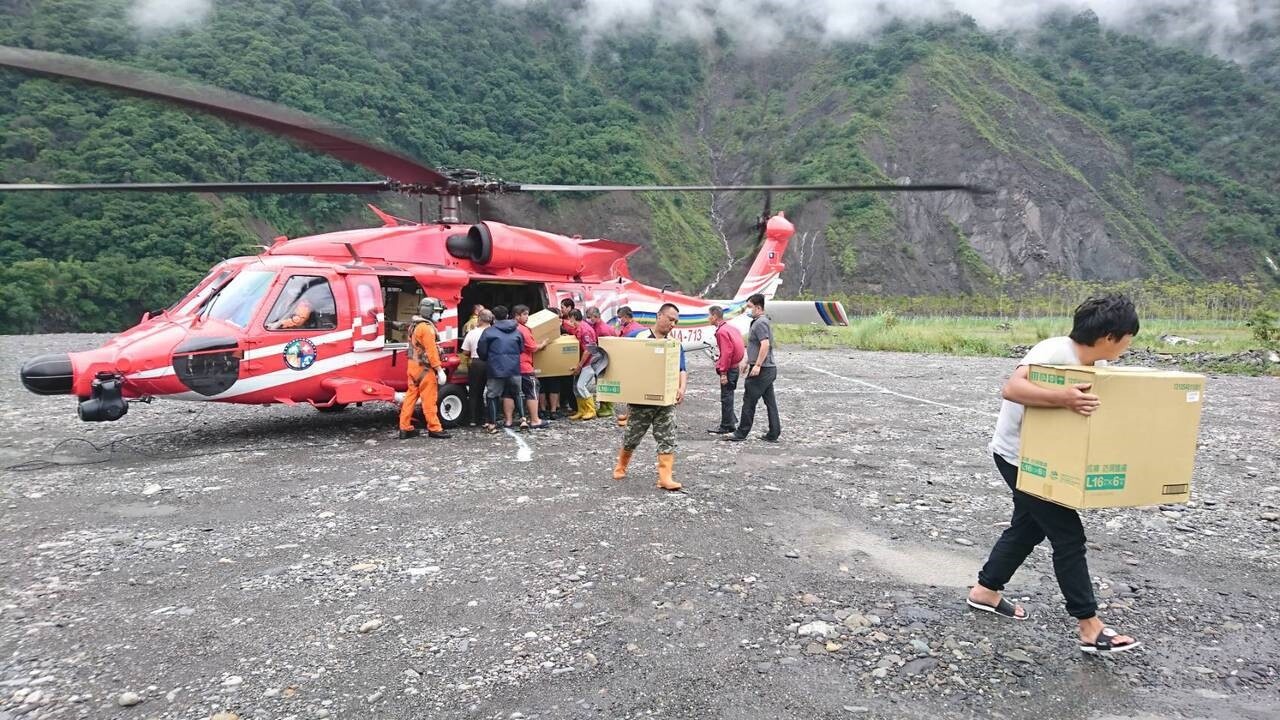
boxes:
[736,366,780,439]
[466,359,487,426]
[978,454,1098,620]
[716,368,740,430]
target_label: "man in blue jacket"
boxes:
[477,305,525,430]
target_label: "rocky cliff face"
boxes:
[683,47,1268,300]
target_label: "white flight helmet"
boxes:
[418,296,445,321]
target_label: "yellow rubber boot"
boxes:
[612,448,633,480]
[596,401,614,418]
[567,396,585,420]
[576,396,597,421]
[656,453,681,491]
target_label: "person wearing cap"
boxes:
[398,297,452,440]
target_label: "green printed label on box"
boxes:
[1085,473,1127,491]
[1020,459,1048,477]
[1029,370,1065,385]
[597,381,621,394]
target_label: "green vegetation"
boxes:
[804,275,1278,323]
[0,0,708,332]
[776,315,1276,376]
[0,3,1276,334]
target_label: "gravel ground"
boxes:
[1,335,1277,720]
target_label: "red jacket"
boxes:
[714,321,745,373]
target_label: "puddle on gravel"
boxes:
[784,510,980,588]
[106,503,179,518]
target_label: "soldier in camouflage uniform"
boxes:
[612,303,688,491]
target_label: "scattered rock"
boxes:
[221,676,244,688]
[1002,649,1035,664]
[117,692,143,707]
[797,621,836,638]
[359,619,384,633]
[901,658,939,675]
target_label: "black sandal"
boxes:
[1080,627,1141,655]
[966,595,1028,621]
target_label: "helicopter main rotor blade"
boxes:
[0,181,395,194]
[0,46,448,189]
[513,182,994,194]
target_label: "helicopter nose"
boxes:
[20,353,74,395]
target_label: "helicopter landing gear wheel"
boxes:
[437,384,467,429]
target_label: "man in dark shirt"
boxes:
[724,293,780,442]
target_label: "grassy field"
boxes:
[775,314,1264,358]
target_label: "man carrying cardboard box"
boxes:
[513,304,550,430]
[612,302,688,491]
[968,294,1141,655]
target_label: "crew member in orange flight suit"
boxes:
[399,297,453,440]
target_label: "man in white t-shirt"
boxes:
[968,294,1143,655]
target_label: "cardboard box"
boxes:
[389,288,424,319]
[1016,364,1205,509]
[533,335,580,378]
[526,309,563,346]
[595,336,681,406]
[385,289,424,343]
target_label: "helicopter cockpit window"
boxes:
[265,275,338,331]
[200,270,274,328]
[172,268,233,317]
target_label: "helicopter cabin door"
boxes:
[347,275,384,352]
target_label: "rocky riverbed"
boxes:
[1,335,1277,719]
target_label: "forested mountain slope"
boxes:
[0,1,1275,332]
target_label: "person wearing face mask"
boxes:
[722,293,780,443]
[398,297,452,440]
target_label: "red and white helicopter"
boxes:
[3,46,988,427]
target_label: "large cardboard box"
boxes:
[534,335,580,378]
[392,288,424,321]
[527,309,563,346]
[595,336,681,406]
[1017,364,1205,509]
[386,288,424,343]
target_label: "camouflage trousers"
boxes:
[622,403,677,454]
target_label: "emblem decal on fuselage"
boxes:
[283,338,318,371]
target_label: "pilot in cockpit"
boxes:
[266,297,313,330]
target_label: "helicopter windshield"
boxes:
[171,267,234,317]
[200,270,275,328]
